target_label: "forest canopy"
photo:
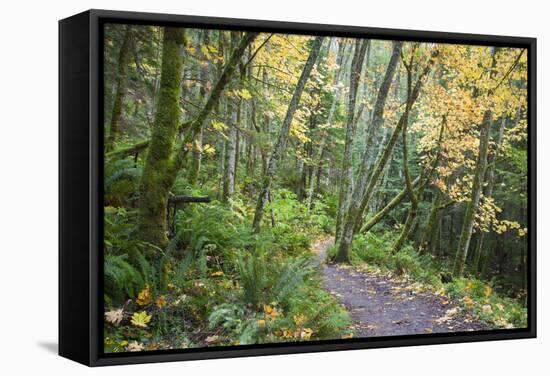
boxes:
[102,23,529,353]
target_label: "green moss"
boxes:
[137,28,186,248]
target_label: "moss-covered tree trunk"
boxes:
[138,31,258,248]
[393,115,445,253]
[137,27,186,248]
[335,45,437,263]
[252,36,324,233]
[452,110,493,276]
[351,42,402,233]
[335,39,368,239]
[106,26,133,151]
[418,191,442,253]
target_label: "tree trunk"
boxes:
[471,114,509,274]
[335,45,437,263]
[139,30,258,248]
[452,110,493,275]
[252,36,324,233]
[418,191,441,253]
[335,39,369,238]
[188,30,211,185]
[452,49,498,277]
[306,38,346,210]
[360,176,420,233]
[106,26,133,151]
[393,115,445,253]
[223,109,238,200]
[137,27,186,248]
[352,42,403,233]
[172,32,258,175]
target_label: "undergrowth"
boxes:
[103,188,349,352]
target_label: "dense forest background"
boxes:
[102,23,528,353]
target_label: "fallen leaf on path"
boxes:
[105,308,124,325]
[205,335,219,344]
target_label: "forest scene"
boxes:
[102,23,529,353]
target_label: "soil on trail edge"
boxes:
[313,237,487,337]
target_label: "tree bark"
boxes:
[360,176,420,233]
[137,27,187,248]
[352,42,403,233]
[188,30,211,185]
[471,114,509,274]
[106,26,133,151]
[306,38,346,211]
[393,115,445,253]
[334,45,437,263]
[171,32,259,176]
[335,39,369,239]
[252,36,324,233]
[138,30,258,248]
[452,49,498,277]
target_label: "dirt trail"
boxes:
[313,237,486,337]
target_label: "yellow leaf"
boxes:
[155,295,167,309]
[341,333,354,339]
[301,328,313,340]
[136,286,152,306]
[463,296,474,309]
[237,88,252,100]
[211,271,224,277]
[131,311,152,328]
[211,120,228,132]
[293,314,306,326]
[256,319,266,328]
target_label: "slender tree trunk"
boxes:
[351,42,403,233]
[335,39,369,238]
[306,38,346,210]
[252,37,324,233]
[452,109,494,276]
[106,26,133,151]
[472,114,509,274]
[188,31,210,185]
[393,115,445,253]
[137,28,186,248]
[418,191,441,253]
[335,45,437,263]
[452,49,498,277]
[222,33,242,201]
[223,107,238,200]
[172,32,258,175]
[360,176,420,233]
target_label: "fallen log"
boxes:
[168,195,211,205]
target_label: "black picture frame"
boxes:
[59,9,537,367]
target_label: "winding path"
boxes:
[313,237,486,337]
